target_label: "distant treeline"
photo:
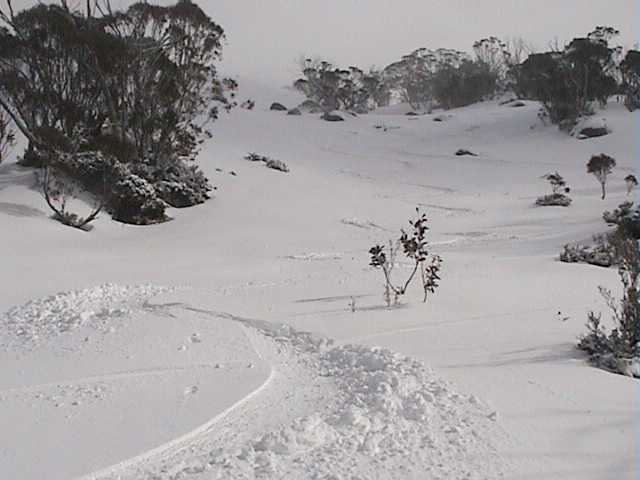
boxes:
[294,27,640,126]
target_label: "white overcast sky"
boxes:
[6,1,639,83]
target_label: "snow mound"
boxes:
[140,316,507,479]
[1,284,169,348]
[571,116,610,139]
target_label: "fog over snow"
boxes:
[5,0,639,82]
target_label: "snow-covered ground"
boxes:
[1,82,637,479]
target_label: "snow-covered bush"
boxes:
[264,158,289,172]
[47,150,170,224]
[578,230,640,376]
[536,194,572,207]
[603,201,635,226]
[139,162,212,208]
[559,234,615,267]
[369,209,442,307]
[244,153,289,173]
[111,172,167,225]
[536,172,571,207]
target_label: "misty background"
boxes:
[5,0,638,83]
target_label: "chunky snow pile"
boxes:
[126,316,507,480]
[1,284,168,348]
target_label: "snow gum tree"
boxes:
[587,154,616,200]
[294,60,389,113]
[513,26,620,126]
[0,0,236,225]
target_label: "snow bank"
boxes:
[140,316,507,479]
[1,284,169,348]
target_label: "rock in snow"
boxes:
[270,102,288,111]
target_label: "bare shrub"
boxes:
[369,209,442,307]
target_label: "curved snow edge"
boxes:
[74,324,274,480]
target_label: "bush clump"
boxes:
[244,153,289,173]
[535,194,572,207]
[559,233,615,267]
[111,172,167,225]
[578,229,640,377]
[535,172,571,207]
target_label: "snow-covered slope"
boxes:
[0,84,637,479]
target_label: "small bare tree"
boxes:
[42,164,105,231]
[369,209,442,307]
[587,154,616,200]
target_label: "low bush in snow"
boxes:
[47,150,172,225]
[578,229,640,377]
[137,161,212,208]
[41,166,104,231]
[244,153,289,173]
[535,172,571,207]
[559,233,615,268]
[535,193,572,207]
[110,171,168,225]
[603,201,635,226]
[369,209,442,307]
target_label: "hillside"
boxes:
[0,83,637,479]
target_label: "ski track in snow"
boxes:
[1,286,508,479]
[64,297,508,479]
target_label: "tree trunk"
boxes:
[601,181,606,200]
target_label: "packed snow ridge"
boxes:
[1,284,169,349]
